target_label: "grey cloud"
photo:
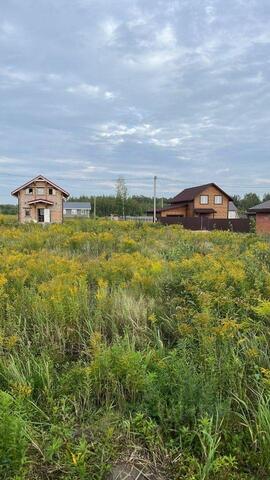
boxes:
[1,0,270,201]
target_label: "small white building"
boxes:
[64,202,91,218]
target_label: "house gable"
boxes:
[11,175,70,198]
[193,184,230,218]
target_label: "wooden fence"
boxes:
[159,217,251,232]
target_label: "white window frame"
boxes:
[26,188,34,195]
[36,187,45,195]
[200,195,209,205]
[71,209,77,215]
[214,195,223,205]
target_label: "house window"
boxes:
[26,188,33,195]
[25,209,31,217]
[71,209,77,215]
[36,187,45,195]
[63,209,66,215]
[200,195,209,204]
[214,195,223,204]
[82,209,89,216]
[48,188,55,195]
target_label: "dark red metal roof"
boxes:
[194,208,217,214]
[170,183,233,204]
[248,200,270,213]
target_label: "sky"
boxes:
[1,0,270,202]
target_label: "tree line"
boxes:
[232,192,270,214]
[1,174,269,217]
[68,194,164,217]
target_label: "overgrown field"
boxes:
[0,218,270,479]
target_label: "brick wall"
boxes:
[18,180,64,224]
[256,213,270,234]
[193,185,229,218]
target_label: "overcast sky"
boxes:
[1,0,270,202]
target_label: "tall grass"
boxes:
[0,219,269,478]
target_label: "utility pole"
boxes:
[161,197,164,208]
[153,175,157,223]
[93,196,96,219]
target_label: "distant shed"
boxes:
[248,200,270,234]
[64,202,91,218]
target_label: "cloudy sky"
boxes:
[1,0,270,202]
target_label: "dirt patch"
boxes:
[107,451,165,480]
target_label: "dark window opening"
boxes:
[38,208,45,223]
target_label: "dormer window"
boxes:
[26,188,33,195]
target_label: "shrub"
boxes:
[0,391,28,478]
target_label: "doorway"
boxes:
[38,208,45,223]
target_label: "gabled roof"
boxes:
[170,183,233,204]
[248,200,270,213]
[64,202,91,209]
[11,175,70,198]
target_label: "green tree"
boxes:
[0,204,17,215]
[263,193,270,202]
[240,192,260,212]
[68,195,167,217]
[232,195,241,208]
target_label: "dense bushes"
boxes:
[0,219,269,478]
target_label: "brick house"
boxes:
[156,183,232,219]
[247,200,270,234]
[11,175,70,224]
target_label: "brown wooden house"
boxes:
[11,175,70,224]
[157,183,232,219]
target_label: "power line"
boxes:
[0,171,270,189]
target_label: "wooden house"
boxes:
[156,183,232,219]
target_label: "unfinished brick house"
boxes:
[157,183,232,219]
[11,175,70,224]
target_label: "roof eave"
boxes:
[248,208,270,214]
